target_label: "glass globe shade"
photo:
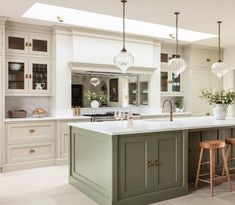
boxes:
[113,50,134,73]
[168,57,186,78]
[211,61,228,79]
[90,77,100,87]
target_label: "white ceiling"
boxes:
[1,0,235,48]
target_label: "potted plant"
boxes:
[174,97,182,112]
[200,89,235,120]
[87,90,107,108]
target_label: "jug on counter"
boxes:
[35,83,45,90]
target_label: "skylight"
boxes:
[23,3,216,42]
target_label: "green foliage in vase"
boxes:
[174,97,182,108]
[200,89,235,105]
[86,90,107,103]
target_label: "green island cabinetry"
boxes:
[69,128,188,205]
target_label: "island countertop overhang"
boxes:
[69,116,235,135]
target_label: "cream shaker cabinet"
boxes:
[57,119,91,165]
[5,57,51,95]
[6,32,51,56]
[5,121,56,171]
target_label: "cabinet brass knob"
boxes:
[29,74,32,79]
[148,161,153,167]
[29,129,35,133]
[28,42,32,47]
[155,160,158,166]
[29,149,35,153]
[26,74,28,79]
[26,42,28,47]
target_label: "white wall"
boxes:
[5,96,50,117]
[50,29,73,117]
[224,47,235,117]
[72,33,157,68]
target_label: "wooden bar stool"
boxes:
[222,138,235,176]
[195,140,232,196]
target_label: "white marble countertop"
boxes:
[5,115,91,122]
[141,112,191,117]
[69,116,235,135]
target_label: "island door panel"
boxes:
[153,132,183,191]
[118,135,152,199]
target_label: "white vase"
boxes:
[175,108,181,113]
[213,104,228,120]
[90,100,99,108]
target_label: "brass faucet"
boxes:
[163,100,173,121]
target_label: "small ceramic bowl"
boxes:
[10,63,21,71]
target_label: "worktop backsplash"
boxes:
[5,96,50,118]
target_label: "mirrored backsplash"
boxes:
[71,72,150,108]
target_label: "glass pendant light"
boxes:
[113,0,134,73]
[211,21,228,79]
[168,12,186,78]
[90,77,100,87]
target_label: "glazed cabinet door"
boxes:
[161,71,182,96]
[6,32,28,54]
[118,134,152,199]
[28,59,51,94]
[153,132,183,191]
[28,35,51,56]
[5,57,29,94]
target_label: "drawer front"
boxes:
[7,142,55,164]
[60,119,90,131]
[7,122,55,142]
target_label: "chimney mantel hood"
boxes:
[68,62,157,75]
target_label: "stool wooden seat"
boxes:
[195,140,232,196]
[225,138,235,145]
[222,138,235,176]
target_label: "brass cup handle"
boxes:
[155,160,158,166]
[29,149,35,153]
[148,161,154,167]
[29,129,35,133]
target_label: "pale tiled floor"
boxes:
[0,166,235,205]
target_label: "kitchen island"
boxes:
[69,117,235,205]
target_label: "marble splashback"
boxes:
[5,96,50,118]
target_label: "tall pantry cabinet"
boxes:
[0,18,7,172]
[182,45,223,116]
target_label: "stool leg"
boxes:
[210,149,215,197]
[195,148,204,191]
[222,145,231,176]
[221,148,232,192]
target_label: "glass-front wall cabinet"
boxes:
[6,58,51,95]
[6,33,51,55]
[161,70,181,95]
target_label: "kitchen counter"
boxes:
[69,116,235,135]
[5,115,91,122]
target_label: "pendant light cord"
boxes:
[122,0,127,52]
[218,21,222,62]
[175,12,180,57]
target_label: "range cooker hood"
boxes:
[68,62,157,75]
